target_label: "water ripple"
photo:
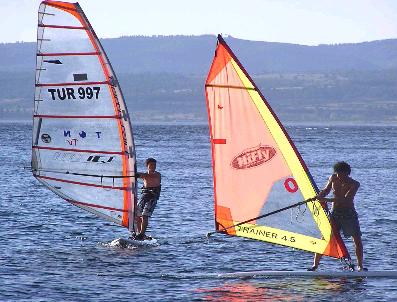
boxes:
[1,123,397,301]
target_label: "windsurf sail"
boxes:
[32,1,137,232]
[205,35,349,259]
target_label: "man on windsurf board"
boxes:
[309,161,366,271]
[133,158,161,240]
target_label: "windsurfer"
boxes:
[134,158,161,240]
[308,161,366,271]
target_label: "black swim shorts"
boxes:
[331,208,362,238]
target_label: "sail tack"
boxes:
[32,1,136,231]
[205,35,349,259]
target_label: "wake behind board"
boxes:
[110,237,159,248]
[216,270,397,279]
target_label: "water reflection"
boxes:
[195,278,367,301]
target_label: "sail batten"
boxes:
[205,35,349,259]
[36,175,129,190]
[33,115,120,119]
[33,146,126,155]
[205,84,256,91]
[32,1,137,232]
[38,52,100,56]
[38,24,88,30]
[36,81,110,87]
[68,200,127,213]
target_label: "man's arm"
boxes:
[321,180,360,205]
[136,172,147,179]
[158,172,161,184]
[333,180,360,204]
[316,175,333,199]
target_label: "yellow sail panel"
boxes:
[235,223,330,254]
[205,35,348,258]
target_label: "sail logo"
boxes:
[87,155,114,163]
[41,133,51,143]
[231,145,276,169]
[53,152,84,162]
[47,87,100,100]
[67,138,78,146]
[64,130,102,139]
[63,130,102,146]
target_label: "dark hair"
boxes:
[145,158,157,166]
[333,161,351,175]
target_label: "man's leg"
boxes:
[135,197,144,235]
[352,234,364,270]
[135,216,142,233]
[308,253,322,271]
[136,198,155,239]
[140,215,149,236]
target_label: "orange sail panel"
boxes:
[205,35,349,259]
[32,1,137,231]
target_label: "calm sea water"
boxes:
[1,121,396,301]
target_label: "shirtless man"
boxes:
[308,161,366,271]
[134,158,161,240]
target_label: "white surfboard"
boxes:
[216,270,397,279]
[110,237,159,248]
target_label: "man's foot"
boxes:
[348,264,355,271]
[307,265,318,271]
[135,233,145,240]
[357,266,368,272]
[342,263,355,271]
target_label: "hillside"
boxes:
[1,35,396,124]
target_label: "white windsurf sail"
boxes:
[32,1,136,231]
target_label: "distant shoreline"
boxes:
[2,119,396,127]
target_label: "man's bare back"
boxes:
[318,173,360,209]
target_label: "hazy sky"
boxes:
[1,0,397,45]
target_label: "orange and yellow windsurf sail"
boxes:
[205,35,349,259]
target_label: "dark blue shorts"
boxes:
[136,187,160,217]
[136,196,157,217]
[331,208,362,238]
